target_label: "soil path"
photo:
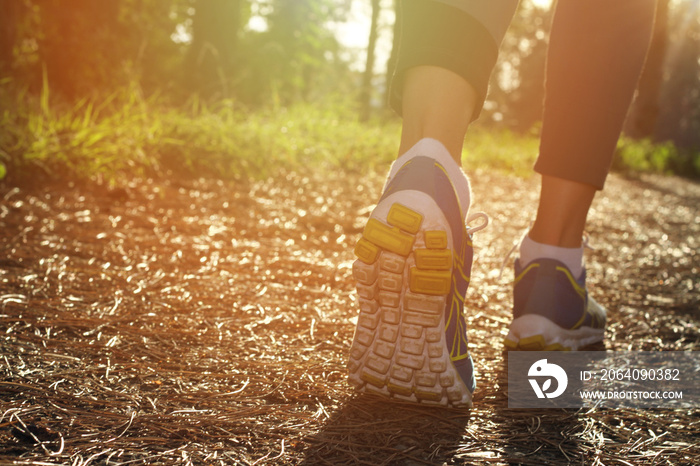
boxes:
[1,170,698,465]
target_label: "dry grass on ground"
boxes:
[1,170,698,465]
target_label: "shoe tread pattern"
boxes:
[349,203,472,407]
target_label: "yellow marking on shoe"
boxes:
[544,343,571,351]
[555,266,587,299]
[513,263,540,286]
[433,162,466,220]
[387,203,423,234]
[415,389,442,402]
[354,237,380,264]
[444,292,463,332]
[451,275,466,303]
[513,262,586,300]
[453,238,469,269]
[450,325,459,359]
[503,338,518,350]
[449,313,470,361]
[387,382,413,397]
[450,344,470,361]
[424,230,448,249]
[570,309,587,330]
[360,371,386,388]
[415,249,453,270]
[455,260,470,284]
[409,268,451,295]
[518,335,546,351]
[364,218,415,257]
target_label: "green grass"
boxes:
[1,81,696,185]
[1,83,406,184]
[614,137,700,178]
[463,128,539,177]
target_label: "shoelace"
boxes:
[497,231,594,281]
[465,212,489,234]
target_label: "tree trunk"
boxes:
[0,1,20,75]
[625,0,670,139]
[384,0,400,109]
[360,0,381,121]
[38,0,123,99]
[185,0,241,97]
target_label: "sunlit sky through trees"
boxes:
[172,0,555,74]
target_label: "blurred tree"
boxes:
[625,0,670,139]
[2,0,190,99]
[127,0,193,96]
[482,0,553,131]
[384,0,400,109]
[235,0,348,105]
[36,0,125,99]
[185,0,242,98]
[655,0,700,152]
[360,0,381,121]
[0,1,22,76]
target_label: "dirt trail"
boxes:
[1,170,698,465]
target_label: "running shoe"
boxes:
[504,258,606,351]
[347,154,485,408]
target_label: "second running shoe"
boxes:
[504,257,606,351]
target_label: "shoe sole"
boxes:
[503,299,606,351]
[348,193,473,408]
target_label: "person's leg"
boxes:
[390,0,518,163]
[398,66,477,163]
[505,0,656,352]
[528,176,596,248]
[532,0,657,247]
[348,0,517,407]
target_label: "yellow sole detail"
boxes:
[363,218,415,257]
[354,237,380,264]
[505,336,572,352]
[387,382,413,397]
[409,268,451,295]
[544,343,571,351]
[386,203,423,234]
[503,338,518,350]
[415,389,443,402]
[415,249,452,270]
[424,230,448,249]
[360,371,386,388]
[517,335,546,351]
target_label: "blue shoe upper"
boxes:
[513,258,605,330]
[382,156,476,392]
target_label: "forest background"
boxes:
[1,0,700,184]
